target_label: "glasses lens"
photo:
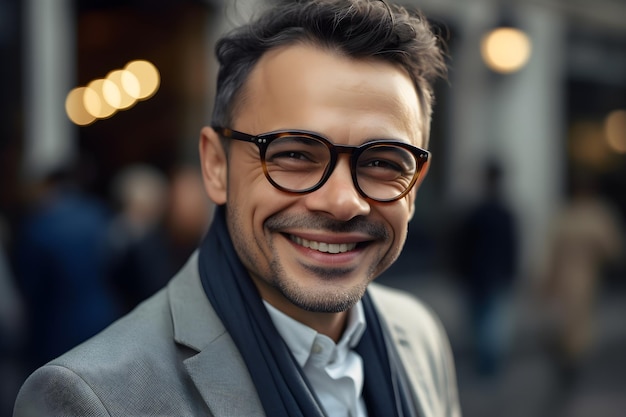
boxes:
[264,134,331,192]
[356,144,418,200]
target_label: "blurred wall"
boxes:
[8,0,626,278]
[406,0,625,283]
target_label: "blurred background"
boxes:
[0,0,625,416]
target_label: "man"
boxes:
[14,1,459,416]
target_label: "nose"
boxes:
[303,157,371,221]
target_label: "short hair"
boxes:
[211,0,447,147]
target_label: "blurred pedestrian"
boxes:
[109,165,211,312]
[14,166,119,370]
[106,164,169,311]
[107,164,169,255]
[542,172,624,381]
[455,160,518,376]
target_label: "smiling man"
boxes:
[14,1,460,416]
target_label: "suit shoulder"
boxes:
[368,282,449,351]
[368,283,439,324]
[57,287,173,366]
[14,364,109,416]
[15,285,207,416]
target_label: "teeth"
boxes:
[290,235,357,254]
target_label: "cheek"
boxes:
[227,168,292,245]
[390,217,408,249]
[227,181,267,247]
[226,160,274,217]
[384,204,412,250]
[226,203,266,280]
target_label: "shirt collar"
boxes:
[264,300,367,368]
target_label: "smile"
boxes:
[289,235,358,254]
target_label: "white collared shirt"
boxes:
[264,301,368,417]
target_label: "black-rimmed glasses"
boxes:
[213,126,430,203]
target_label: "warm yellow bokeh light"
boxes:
[481,27,532,73]
[102,78,122,109]
[119,70,141,104]
[65,59,160,125]
[82,86,101,118]
[85,79,117,119]
[125,60,160,100]
[569,120,614,171]
[104,70,137,110]
[65,87,96,126]
[605,109,626,154]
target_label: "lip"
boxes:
[282,231,372,265]
[289,235,358,254]
[284,230,374,245]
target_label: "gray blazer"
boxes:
[14,252,461,417]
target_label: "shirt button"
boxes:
[312,343,323,354]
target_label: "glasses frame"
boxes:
[213,126,430,203]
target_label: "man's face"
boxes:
[204,44,426,318]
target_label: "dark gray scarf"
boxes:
[198,205,418,416]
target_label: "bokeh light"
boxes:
[85,79,117,119]
[124,60,160,100]
[65,59,160,125]
[65,87,96,126]
[481,27,532,74]
[101,77,122,109]
[105,70,137,110]
[604,109,626,154]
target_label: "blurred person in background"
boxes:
[109,164,212,313]
[107,163,169,258]
[454,160,519,377]
[542,171,625,384]
[13,164,120,371]
[106,163,170,312]
[14,1,460,416]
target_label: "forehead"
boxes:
[234,44,425,146]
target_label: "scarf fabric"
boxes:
[198,205,418,417]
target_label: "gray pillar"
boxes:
[445,0,566,281]
[22,0,75,181]
[489,5,565,281]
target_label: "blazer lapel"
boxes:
[368,284,433,417]
[183,338,265,417]
[167,252,265,417]
[385,321,433,417]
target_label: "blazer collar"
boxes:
[167,251,265,416]
[367,283,431,417]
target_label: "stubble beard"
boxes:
[227,205,392,313]
[268,257,373,313]
[263,213,388,313]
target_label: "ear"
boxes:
[407,159,430,222]
[199,126,227,205]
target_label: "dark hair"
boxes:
[211,0,447,147]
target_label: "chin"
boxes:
[280,281,367,313]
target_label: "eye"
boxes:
[272,150,311,161]
[357,145,417,182]
[265,135,329,167]
[358,158,404,181]
[364,159,402,170]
